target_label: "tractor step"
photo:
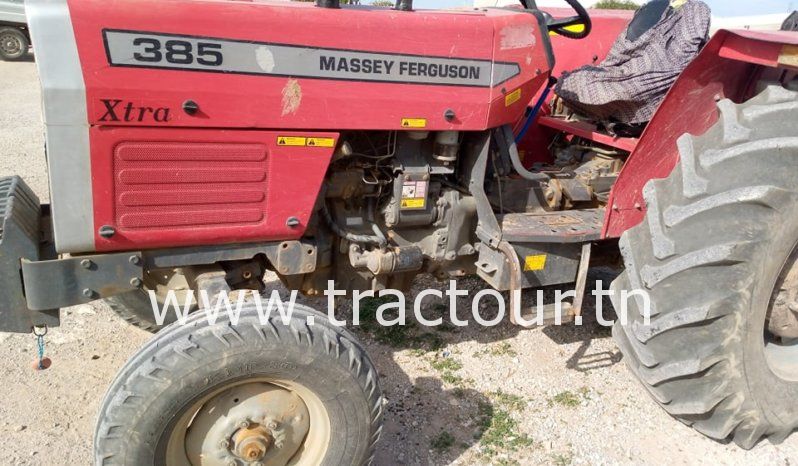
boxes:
[0,176,59,333]
[499,209,604,243]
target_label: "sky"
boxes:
[412,0,798,17]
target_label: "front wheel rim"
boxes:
[166,378,331,466]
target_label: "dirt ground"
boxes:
[1,58,797,465]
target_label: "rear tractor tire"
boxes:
[95,303,384,465]
[613,85,798,448]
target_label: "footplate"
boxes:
[498,209,605,243]
[0,176,59,333]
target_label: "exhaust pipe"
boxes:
[315,0,340,9]
[395,0,413,11]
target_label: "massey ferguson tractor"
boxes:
[2,0,798,463]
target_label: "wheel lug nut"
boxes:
[267,421,278,430]
[238,420,250,429]
[219,439,229,449]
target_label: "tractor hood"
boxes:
[39,0,552,132]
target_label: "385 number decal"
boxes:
[131,37,223,67]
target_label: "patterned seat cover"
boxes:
[555,0,711,125]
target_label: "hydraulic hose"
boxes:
[515,76,557,144]
[497,124,549,182]
[321,204,388,247]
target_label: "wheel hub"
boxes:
[232,424,273,462]
[1,35,20,55]
[185,383,311,466]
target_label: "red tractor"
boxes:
[2,0,797,463]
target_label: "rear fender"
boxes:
[603,30,798,238]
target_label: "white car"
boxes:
[0,0,29,61]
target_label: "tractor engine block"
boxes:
[318,131,478,290]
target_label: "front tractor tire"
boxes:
[95,304,383,465]
[613,85,798,448]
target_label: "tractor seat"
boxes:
[554,0,711,126]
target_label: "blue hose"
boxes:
[515,77,557,144]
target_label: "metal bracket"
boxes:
[570,242,592,318]
[145,240,317,276]
[462,132,503,248]
[21,252,144,311]
[272,241,317,276]
[183,265,232,309]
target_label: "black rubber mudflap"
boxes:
[0,176,58,333]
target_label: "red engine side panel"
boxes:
[90,127,336,252]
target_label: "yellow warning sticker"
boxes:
[306,137,336,148]
[401,180,428,210]
[277,136,307,146]
[277,136,336,148]
[505,88,522,107]
[401,118,427,129]
[524,254,547,272]
[401,198,426,209]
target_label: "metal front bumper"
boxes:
[0,176,59,333]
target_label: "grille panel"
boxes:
[113,141,269,232]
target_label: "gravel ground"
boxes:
[1,58,797,465]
